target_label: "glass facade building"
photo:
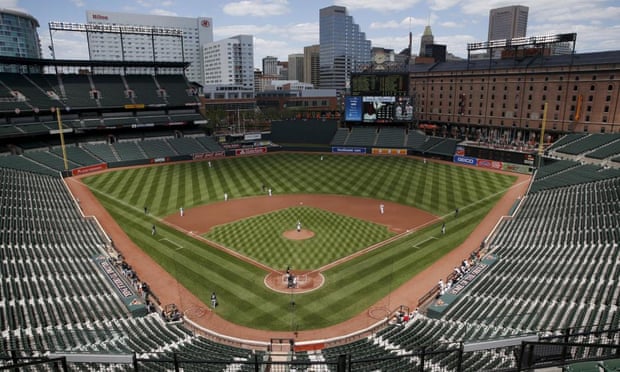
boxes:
[488,5,529,41]
[0,9,41,72]
[319,6,371,91]
[488,5,528,59]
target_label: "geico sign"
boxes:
[455,156,476,164]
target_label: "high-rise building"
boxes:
[419,25,434,57]
[303,44,320,86]
[488,5,528,41]
[277,61,288,80]
[288,54,304,82]
[262,56,278,76]
[319,6,371,90]
[86,10,213,84]
[0,9,41,72]
[202,35,254,98]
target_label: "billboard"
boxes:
[344,96,363,122]
[346,73,413,124]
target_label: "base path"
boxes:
[65,169,530,344]
[165,194,437,235]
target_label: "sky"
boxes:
[3,0,620,69]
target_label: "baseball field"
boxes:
[80,152,516,331]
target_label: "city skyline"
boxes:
[2,0,619,70]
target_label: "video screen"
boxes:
[361,96,414,123]
[344,96,363,122]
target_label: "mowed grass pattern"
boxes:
[82,153,517,330]
[205,207,394,270]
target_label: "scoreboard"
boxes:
[346,72,413,123]
[350,73,409,97]
[461,144,536,166]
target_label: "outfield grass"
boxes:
[82,153,516,331]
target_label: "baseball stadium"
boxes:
[1,53,620,372]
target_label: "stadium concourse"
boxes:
[67,167,529,342]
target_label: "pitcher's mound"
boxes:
[283,229,315,240]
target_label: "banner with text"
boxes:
[235,147,267,156]
[93,255,146,316]
[71,163,108,176]
[453,155,478,166]
[332,147,367,154]
[477,159,503,170]
[192,151,225,161]
[372,148,407,155]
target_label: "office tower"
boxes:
[488,5,528,41]
[86,10,213,84]
[0,9,41,72]
[203,35,254,92]
[303,44,320,86]
[419,25,434,57]
[288,54,304,81]
[262,56,278,76]
[319,6,371,90]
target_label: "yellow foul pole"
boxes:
[56,108,69,171]
[537,102,548,168]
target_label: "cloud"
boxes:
[435,34,478,58]
[149,9,178,16]
[369,35,413,53]
[70,0,85,7]
[253,36,293,67]
[287,22,319,44]
[215,24,281,39]
[40,32,90,61]
[222,0,290,17]
[334,0,421,12]
[215,22,318,44]
[370,17,428,30]
[0,0,22,11]
[439,21,460,28]
[428,0,461,11]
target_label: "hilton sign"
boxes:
[92,14,109,20]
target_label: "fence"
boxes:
[2,326,619,371]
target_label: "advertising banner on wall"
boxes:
[477,159,503,170]
[453,155,478,166]
[372,148,408,155]
[235,147,267,156]
[71,163,108,176]
[344,96,363,122]
[332,147,367,154]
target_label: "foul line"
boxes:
[412,236,438,248]
[159,238,183,250]
[438,178,530,220]
[74,179,157,220]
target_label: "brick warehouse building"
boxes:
[409,49,620,139]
